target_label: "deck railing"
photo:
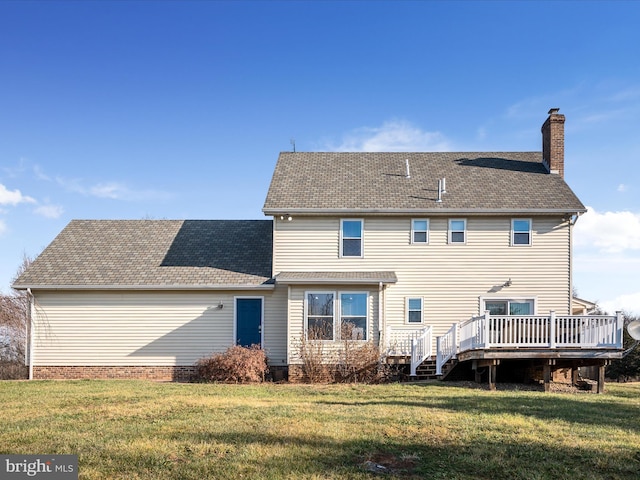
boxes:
[386,325,433,376]
[458,311,624,351]
[436,323,458,375]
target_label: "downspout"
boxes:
[286,285,291,368]
[378,282,384,347]
[26,288,34,380]
[568,212,582,315]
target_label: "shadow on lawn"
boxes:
[161,428,640,480]
[313,384,640,434]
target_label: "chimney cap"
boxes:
[548,108,560,115]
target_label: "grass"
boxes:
[1,381,639,479]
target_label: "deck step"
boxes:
[385,356,458,380]
[412,358,457,380]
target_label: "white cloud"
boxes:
[327,119,452,152]
[33,164,51,181]
[90,182,128,199]
[607,86,640,103]
[0,184,36,206]
[1,158,28,178]
[33,204,64,219]
[599,292,640,317]
[55,176,171,202]
[573,206,640,253]
[617,183,628,193]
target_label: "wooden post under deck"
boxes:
[543,363,551,392]
[488,364,497,391]
[597,364,606,394]
[472,359,499,389]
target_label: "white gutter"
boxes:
[27,288,33,381]
[276,278,397,286]
[12,283,276,291]
[263,208,587,216]
[378,282,384,347]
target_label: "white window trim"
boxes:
[479,296,538,316]
[304,291,336,341]
[405,296,425,324]
[411,218,429,244]
[448,218,467,244]
[339,291,369,341]
[511,218,532,246]
[340,218,364,258]
[304,290,370,341]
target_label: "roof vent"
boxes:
[405,159,411,179]
[436,179,443,203]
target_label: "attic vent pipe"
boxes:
[405,159,410,178]
[436,179,443,203]
[441,177,446,194]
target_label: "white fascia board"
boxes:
[264,208,587,216]
[12,283,276,291]
[276,278,397,285]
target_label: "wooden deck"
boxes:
[387,311,625,392]
[451,312,624,392]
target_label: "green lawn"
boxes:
[1,381,639,479]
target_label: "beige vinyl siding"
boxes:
[263,285,288,366]
[32,290,287,366]
[275,216,571,349]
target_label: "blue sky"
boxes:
[1,1,639,315]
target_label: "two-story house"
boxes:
[14,109,624,390]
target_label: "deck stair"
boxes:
[412,358,458,380]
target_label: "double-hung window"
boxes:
[411,219,429,244]
[511,219,532,246]
[448,219,466,244]
[306,293,335,340]
[407,297,424,324]
[340,293,368,340]
[340,219,363,257]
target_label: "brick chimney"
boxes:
[541,108,565,177]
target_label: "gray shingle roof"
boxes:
[14,220,274,289]
[263,152,586,214]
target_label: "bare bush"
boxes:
[335,322,391,383]
[0,255,33,379]
[607,312,640,382]
[296,321,334,382]
[297,321,391,384]
[0,361,28,380]
[195,345,268,383]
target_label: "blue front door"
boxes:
[236,298,262,347]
